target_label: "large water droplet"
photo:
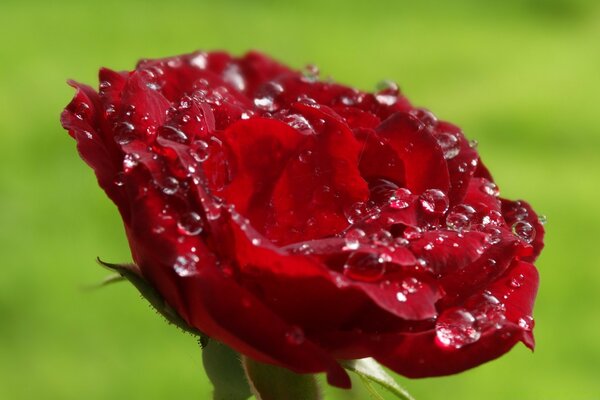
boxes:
[518,315,534,330]
[283,113,314,134]
[436,308,481,349]
[419,189,449,216]
[343,252,386,282]
[177,212,204,235]
[156,176,180,195]
[480,180,500,197]
[512,220,535,243]
[159,125,188,143]
[189,140,210,163]
[345,228,366,250]
[114,122,136,145]
[223,63,245,91]
[389,188,412,209]
[409,108,438,126]
[434,131,460,160]
[446,204,476,231]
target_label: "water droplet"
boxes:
[480,180,500,197]
[285,326,305,345]
[190,53,207,69]
[436,308,481,349]
[298,149,313,163]
[345,228,366,250]
[538,215,547,225]
[375,94,397,105]
[446,205,475,231]
[114,172,125,187]
[375,80,399,93]
[301,64,320,82]
[177,212,204,235]
[401,277,422,294]
[512,220,535,243]
[343,252,386,282]
[146,82,160,91]
[396,292,407,302]
[254,82,283,111]
[283,113,314,134]
[434,131,460,160]
[114,122,136,145]
[173,254,199,277]
[469,139,479,148]
[156,176,179,195]
[518,315,534,330]
[344,201,370,224]
[123,153,139,170]
[152,225,165,234]
[419,189,449,216]
[403,226,422,240]
[251,238,262,246]
[389,188,412,209]
[223,63,245,91]
[409,108,437,126]
[190,140,209,163]
[159,125,188,143]
[254,96,274,110]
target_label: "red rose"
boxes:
[61,50,544,388]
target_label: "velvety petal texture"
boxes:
[61,50,545,387]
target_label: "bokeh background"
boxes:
[1,0,599,398]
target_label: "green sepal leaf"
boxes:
[241,356,322,400]
[96,258,206,339]
[342,358,415,400]
[202,341,252,400]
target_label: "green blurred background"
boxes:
[1,0,599,398]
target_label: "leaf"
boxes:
[342,358,415,400]
[96,258,206,338]
[202,341,252,400]
[241,356,322,400]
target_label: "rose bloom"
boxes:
[61,51,544,388]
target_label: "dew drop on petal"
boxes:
[480,180,500,197]
[518,315,535,331]
[435,308,481,349]
[345,228,366,250]
[283,113,314,134]
[177,212,204,236]
[156,176,179,195]
[223,63,245,92]
[409,108,438,126]
[434,132,460,160]
[173,254,199,277]
[159,125,188,143]
[512,220,536,244]
[389,187,412,209]
[344,201,370,224]
[190,140,210,163]
[403,226,423,240]
[419,189,449,216]
[343,252,386,282]
[114,122,136,145]
[301,64,320,82]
